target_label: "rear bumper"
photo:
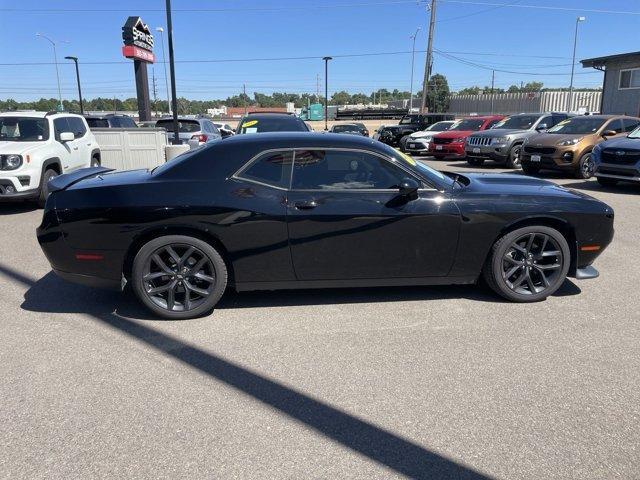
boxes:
[573,265,599,280]
[53,269,121,290]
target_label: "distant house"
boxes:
[582,51,640,116]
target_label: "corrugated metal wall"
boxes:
[448,91,602,115]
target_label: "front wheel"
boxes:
[132,235,228,319]
[505,144,522,169]
[483,226,570,302]
[575,152,595,179]
[91,156,101,168]
[399,135,411,152]
[37,168,58,208]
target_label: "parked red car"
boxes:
[428,115,505,159]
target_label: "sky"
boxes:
[0,0,639,102]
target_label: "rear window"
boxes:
[156,119,201,133]
[237,116,308,134]
[86,118,109,128]
[332,124,362,133]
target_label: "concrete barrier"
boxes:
[92,128,167,170]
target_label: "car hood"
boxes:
[435,130,474,139]
[598,136,640,150]
[470,128,526,138]
[461,172,597,200]
[526,132,594,146]
[0,141,46,154]
[409,131,436,139]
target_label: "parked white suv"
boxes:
[0,111,100,206]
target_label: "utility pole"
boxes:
[568,16,586,113]
[316,74,320,103]
[409,27,421,113]
[323,56,332,131]
[243,83,247,115]
[490,70,495,114]
[152,68,158,117]
[420,0,437,113]
[165,0,180,144]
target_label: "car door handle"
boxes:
[86,143,92,146]
[292,200,318,210]
[73,147,79,150]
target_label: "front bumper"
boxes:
[521,145,579,170]
[428,143,466,157]
[464,143,509,162]
[405,139,430,153]
[595,163,640,182]
[0,179,39,201]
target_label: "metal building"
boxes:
[581,51,640,116]
[447,91,602,115]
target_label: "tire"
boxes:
[596,177,619,188]
[91,156,101,168]
[467,157,484,166]
[37,168,58,208]
[399,135,410,152]
[521,162,540,175]
[505,144,522,169]
[132,235,228,319]
[575,152,595,179]
[483,226,570,303]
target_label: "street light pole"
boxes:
[36,33,65,112]
[409,27,421,113]
[155,27,172,116]
[568,16,586,113]
[165,0,180,145]
[323,56,332,131]
[64,56,84,115]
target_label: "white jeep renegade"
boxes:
[0,111,101,207]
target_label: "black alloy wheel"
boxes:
[132,235,227,319]
[484,226,570,302]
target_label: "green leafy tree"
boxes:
[425,73,450,113]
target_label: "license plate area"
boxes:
[531,155,541,163]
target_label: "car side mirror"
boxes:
[602,130,617,137]
[59,132,75,142]
[399,177,420,199]
[536,123,548,131]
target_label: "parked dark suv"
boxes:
[85,114,138,129]
[374,113,455,148]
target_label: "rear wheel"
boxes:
[596,177,619,188]
[575,152,595,179]
[483,226,570,302]
[505,144,522,169]
[467,157,484,166]
[521,162,540,175]
[37,168,58,208]
[132,235,227,319]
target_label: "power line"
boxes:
[438,0,640,16]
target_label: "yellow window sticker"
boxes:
[399,151,416,166]
[242,120,259,128]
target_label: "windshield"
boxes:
[426,121,453,132]
[156,119,201,133]
[377,142,454,189]
[450,119,484,131]
[400,115,421,124]
[492,115,539,130]
[547,117,606,134]
[237,116,308,134]
[332,124,361,133]
[628,126,640,139]
[0,117,49,142]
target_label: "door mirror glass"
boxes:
[399,177,419,198]
[602,130,617,137]
[59,131,75,142]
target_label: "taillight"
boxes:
[191,134,208,143]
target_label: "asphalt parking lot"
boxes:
[1,157,639,479]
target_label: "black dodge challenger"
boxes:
[37,132,614,319]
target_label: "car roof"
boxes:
[219,131,381,150]
[0,111,83,119]
[85,114,131,119]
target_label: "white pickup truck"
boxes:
[0,111,100,207]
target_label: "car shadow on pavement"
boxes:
[561,180,639,195]
[2,262,493,480]
[0,203,38,215]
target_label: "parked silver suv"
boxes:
[465,112,571,168]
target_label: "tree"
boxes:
[425,73,450,112]
[457,86,481,95]
[522,81,543,92]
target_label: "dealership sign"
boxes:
[122,16,155,63]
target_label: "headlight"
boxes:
[1,154,23,170]
[493,136,509,144]
[557,137,583,146]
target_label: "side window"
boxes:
[607,119,624,134]
[622,118,640,132]
[53,117,72,141]
[237,150,293,189]
[68,117,87,138]
[539,116,553,128]
[291,150,411,190]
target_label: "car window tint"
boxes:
[53,117,72,140]
[292,150,409,190]
[238,150,293,188]
[67,117,87,137]
[607,119,624,134]
[622,118,640,132]
[121,116,136,128]
[538,116,553,128]
[552,114,567,126]
[86,118,109,128]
